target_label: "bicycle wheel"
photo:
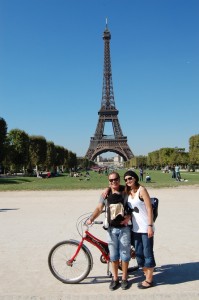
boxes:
[48,240,92,284]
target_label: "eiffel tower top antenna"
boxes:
[100,17,116,111]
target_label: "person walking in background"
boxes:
[175,165,181,181]
[86,172,131,290]
[124,170,156,289]
[139,167,144,181]
[171,165,176,179]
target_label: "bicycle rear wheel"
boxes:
[48,240,92,284]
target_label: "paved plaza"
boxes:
[0,187,199,299]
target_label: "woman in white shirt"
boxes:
[124,170,156,289]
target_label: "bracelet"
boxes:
[148,225,153,227]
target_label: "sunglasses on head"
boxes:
[109,177,119,183]
[124,176,134,182]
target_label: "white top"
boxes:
[127,186,149,233]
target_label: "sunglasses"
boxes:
[124,176,134,182]
[109,177,119,183]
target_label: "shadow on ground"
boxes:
[154,262,199,285]
[0,208,19,212]
[79,262,199,286]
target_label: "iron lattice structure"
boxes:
[85,24,134,162]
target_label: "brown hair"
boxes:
[108,171,120,180]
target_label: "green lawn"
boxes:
[0,169,198,191]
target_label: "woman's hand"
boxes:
[101,187,110,199]
[148,226,154,238]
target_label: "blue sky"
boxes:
[1,0,199,158]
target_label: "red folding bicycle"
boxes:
[48,212,138,284]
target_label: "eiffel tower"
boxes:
[85,22,134,161]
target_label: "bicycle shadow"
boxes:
[81,268,141,285]
[82,275,112,284]
[82,262,199,286]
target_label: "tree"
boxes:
[46,141,56,171]
[55,145,65,172]
[147,151,159,168]
[159,148,174,166]
[77,157,96,170]
[189,134,199,165]
[126,156,147,168]
[29,136,47,173]
[0,117,7,167]
[7,129,29,172]
[63,148,69,172]
[67,151,77,170]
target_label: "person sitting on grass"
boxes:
[145,173,151,183]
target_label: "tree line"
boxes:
[125,134,199,171]
[1,117,198,174]
[0,117,77,175]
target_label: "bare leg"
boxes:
[145,267,154,283]
[111,260,119,281]
[141,267,154,286]
[142,267,147,277]
[121,261,129,280]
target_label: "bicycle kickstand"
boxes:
[107,261,112,278]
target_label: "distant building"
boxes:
[96,154,124,167]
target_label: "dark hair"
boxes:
[108,171,120,180]
[124,170,139,182]
[124,170,140,194]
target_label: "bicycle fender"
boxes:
[69,239,93,270]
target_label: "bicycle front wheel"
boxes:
[48,240,92,284]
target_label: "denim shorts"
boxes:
[133,232,156,268]
[107,226,131,262]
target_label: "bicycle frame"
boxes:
[67,225,111,276]
[84,230,110,261]
[68,229,109,264]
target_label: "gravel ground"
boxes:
[0,188,199,299]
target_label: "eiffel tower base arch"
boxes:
[85,138,134,162]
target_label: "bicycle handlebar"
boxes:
[76,213,104,236]
[83,220,103,228]
[93,221,103,225]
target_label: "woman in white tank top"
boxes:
[124,170,156,289]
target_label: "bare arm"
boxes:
[140,186,154,237]
[86,202,104,225]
